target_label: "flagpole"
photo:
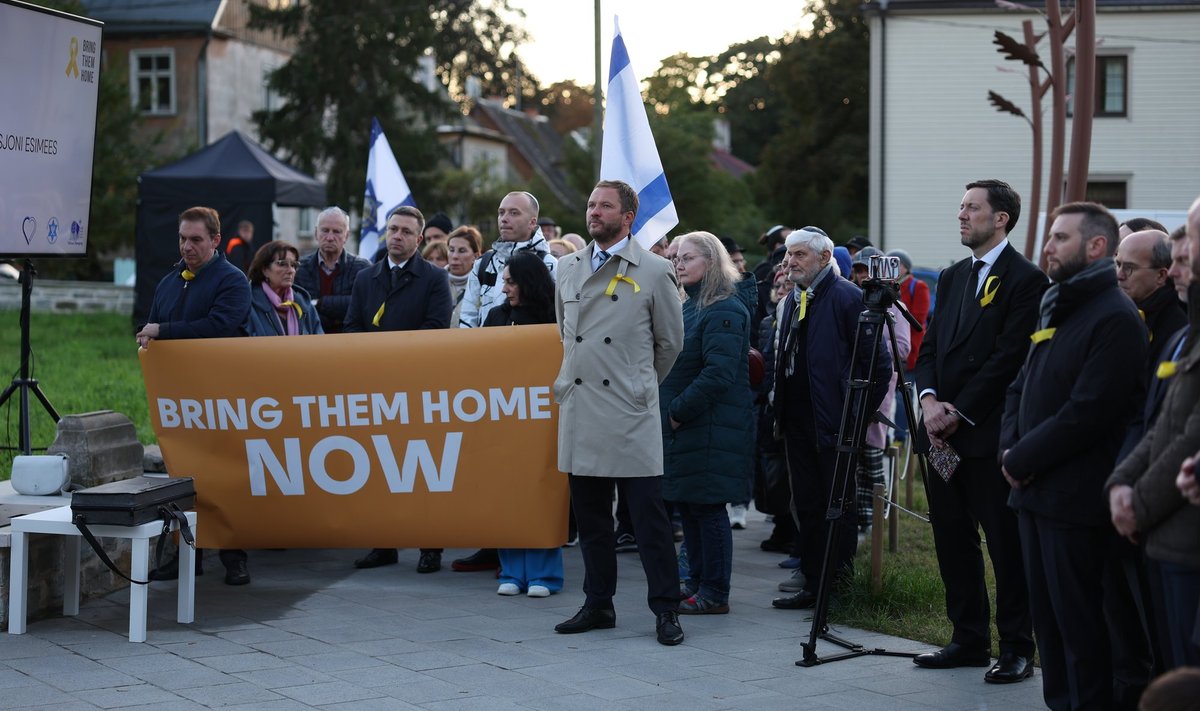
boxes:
[593,0,602,180]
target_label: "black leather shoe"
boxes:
[416,550,442,574]
[656,610,685,646]
[760,538,790,553]
[772,590,817,609]
[354,548,398,569]
[148,552,203,580]
[984,652,1034,683]
[555,607,616,634]
[224,559,250,586]
[451,549,499,572]
[913,643,992,669]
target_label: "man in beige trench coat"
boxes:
[552,179,686,646]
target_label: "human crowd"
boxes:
[135,178,1200,710]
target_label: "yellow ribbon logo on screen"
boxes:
[66,37,80,78]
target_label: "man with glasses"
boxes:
[1117,229,1186,377]
[295,206,371,334]
[345,204,453,574]
[138,206,251,584]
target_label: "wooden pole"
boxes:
[1066,0,1096,202]
[888,463,899,553]
[871,483,885,594]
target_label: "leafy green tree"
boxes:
[756,0,870,239]
[248,0,527,213]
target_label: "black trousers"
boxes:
[782,421,856,594]
[926,455,1034,656]
[1102,536,1160,710]
[1020,511,1112,711]
[568,474,679,615]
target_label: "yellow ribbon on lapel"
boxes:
[796,291,808,322]
[1157,361,1178,379]
[279,300,303,318]
[605,274,640,296]
[181,269,195,281]
[979,276,1000,307]
[1030,327,1056,344]
[371,303,386,327]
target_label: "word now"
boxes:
[247,433,462,496]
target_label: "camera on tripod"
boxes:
[867,255,902,282]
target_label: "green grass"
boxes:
[0,310,152,477]
[831,462,1004,653]
[0,311,1008,652]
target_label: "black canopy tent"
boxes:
[133,130,326,326]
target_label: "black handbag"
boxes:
[70,476,197,585]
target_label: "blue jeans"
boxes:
[675,501,732,605]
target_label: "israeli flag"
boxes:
[600,17,678,249]
[359,117,415,260]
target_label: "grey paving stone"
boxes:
[607,660,707,684]
[42,669,144,692]
[232,664,337,689]
[155,638,256,659]
[520,693,630,711]
[427,638,561,670]
[287,649,383,672]
[516,661,618,685]
[249,637,342,658]
[571,674,678,701]
[6,653,109,677]
[274,680,388,705]
[320,698,423,711]
[100,653,204,675]
[377,676,483,704]
[420,662,574,700]
[292,623,395,644]
[327,664,429,689]
[196,651,294,673]
[63,639,165,660]
[217,625,307,645]
[77,683,189,709]
[173,680,287,706]
[0,635,72,660]
[419,697,533,711]
[132,665,240,691]
[622,691,739,711]
[0,669,37,689]
[378,650,479,672]
[695,659,789,682]
[330,637,426,657]
[0,680,79,709]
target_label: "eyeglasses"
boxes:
[273,259,300,270]
[1113,259,1153,278]
[673,254,706,266]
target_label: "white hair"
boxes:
[784,226,837,275]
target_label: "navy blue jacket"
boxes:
[1001,259,1147,526]
[344,253,452,333]
[294,249,371,334]
[773,270,891,448]
[244,284,324,337]
[660,281,755,505]
[145,252,250,339]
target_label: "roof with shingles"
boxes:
[79,0,224,33]
[471,99,585,213]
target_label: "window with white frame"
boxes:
[130,49,176,116]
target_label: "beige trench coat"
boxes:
[553,237,684,477]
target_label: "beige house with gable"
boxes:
[865,0,1200,268]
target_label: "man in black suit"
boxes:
[912,179,1045,683]
[345,204,453,575]
[1002,201,1146,710]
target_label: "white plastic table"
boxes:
[7,505,198,642]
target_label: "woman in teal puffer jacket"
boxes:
[660,231,755,614]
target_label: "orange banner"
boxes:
[139,326,568,549]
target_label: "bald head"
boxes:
[1116,229,1170,304]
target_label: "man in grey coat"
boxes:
[552,179,685,646]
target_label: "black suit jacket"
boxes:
[913,242,1047,459]
[344,253,452,333]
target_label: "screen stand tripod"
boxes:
[797,279,929,667]
[0,259,61,455]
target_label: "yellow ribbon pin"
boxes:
[604,275,640,296]
[181,269,195,281]
[371,303,386,327]
[279,300,303,318]
[979,276,1000,307]
[1030,327,1056,344]
[1157,361,1178,379]
[796,291,808,322]
[65,37,79,78]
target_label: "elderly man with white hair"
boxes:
[769,226,891,610]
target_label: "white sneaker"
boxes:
[728,504,748,530]
[527,585,551,598]
[497,583,520,596]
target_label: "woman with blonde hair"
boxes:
[660,231,755,614]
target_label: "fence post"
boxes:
[871,483,885,594]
